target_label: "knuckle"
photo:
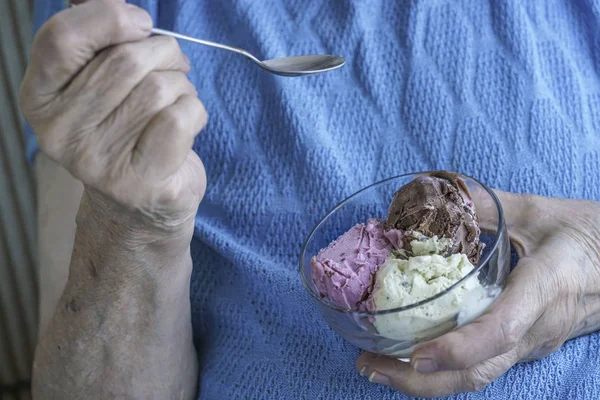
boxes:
[444,345,469,370]
[497,320,520,353]
[538,332,566,357]
[182,77,197,94]
[192,98,208,129]
[145,72,170,99]
[163,35,181,52]
[36,13,76,54]
[111,44,145,76]
[192,95,205,112]
[464,369,491,392]
[161,108,185,132]
[158,182,181,205]
[111,6,131,37]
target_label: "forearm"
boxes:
[32,191,198,399]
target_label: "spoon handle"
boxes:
[150,28,259,62]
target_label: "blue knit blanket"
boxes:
[29,1,600,398]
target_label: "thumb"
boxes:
[25,0,151,95]
[409,258,544,373]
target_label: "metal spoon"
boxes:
[151,28,345,77]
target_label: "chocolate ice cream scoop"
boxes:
[385,171,484,264]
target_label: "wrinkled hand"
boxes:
[356,190,600,398]
[20,0,207,238]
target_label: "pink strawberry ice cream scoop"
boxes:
[310,218,393,310]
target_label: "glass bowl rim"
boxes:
[298,171,506,316]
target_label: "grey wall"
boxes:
[1,0,37,399]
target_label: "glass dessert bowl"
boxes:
[299,172,511,359]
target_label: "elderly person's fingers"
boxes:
[23,0,151,98]
[357,347,520,398]
[67,70,196,183]
[408,259,544,373]
[568,295,600,339]
[27,35,191,172]
[101,70,196,136]
[468,187,527,232]
[133,94,207,179]
[354,260,543,380]
[469,188,550,255]
[55,36,190,126]
[354,190,600,397]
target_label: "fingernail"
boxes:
[127,4,153,31]
[413,358,438,373]
[359,366,367,376]
[368,371,391,386]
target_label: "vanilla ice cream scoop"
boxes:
[366,237,493,341]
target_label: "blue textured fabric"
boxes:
[29,1,600,399]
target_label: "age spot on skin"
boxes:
[65,298,80,313]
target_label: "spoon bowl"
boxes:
[260,55,345,76]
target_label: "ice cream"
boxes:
[366,240,485,339]
[369,253,477,313]
[385,171,484,264]
[310,171,492,334]
[311,219,393,309]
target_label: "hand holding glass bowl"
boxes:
[299,172,511,360]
